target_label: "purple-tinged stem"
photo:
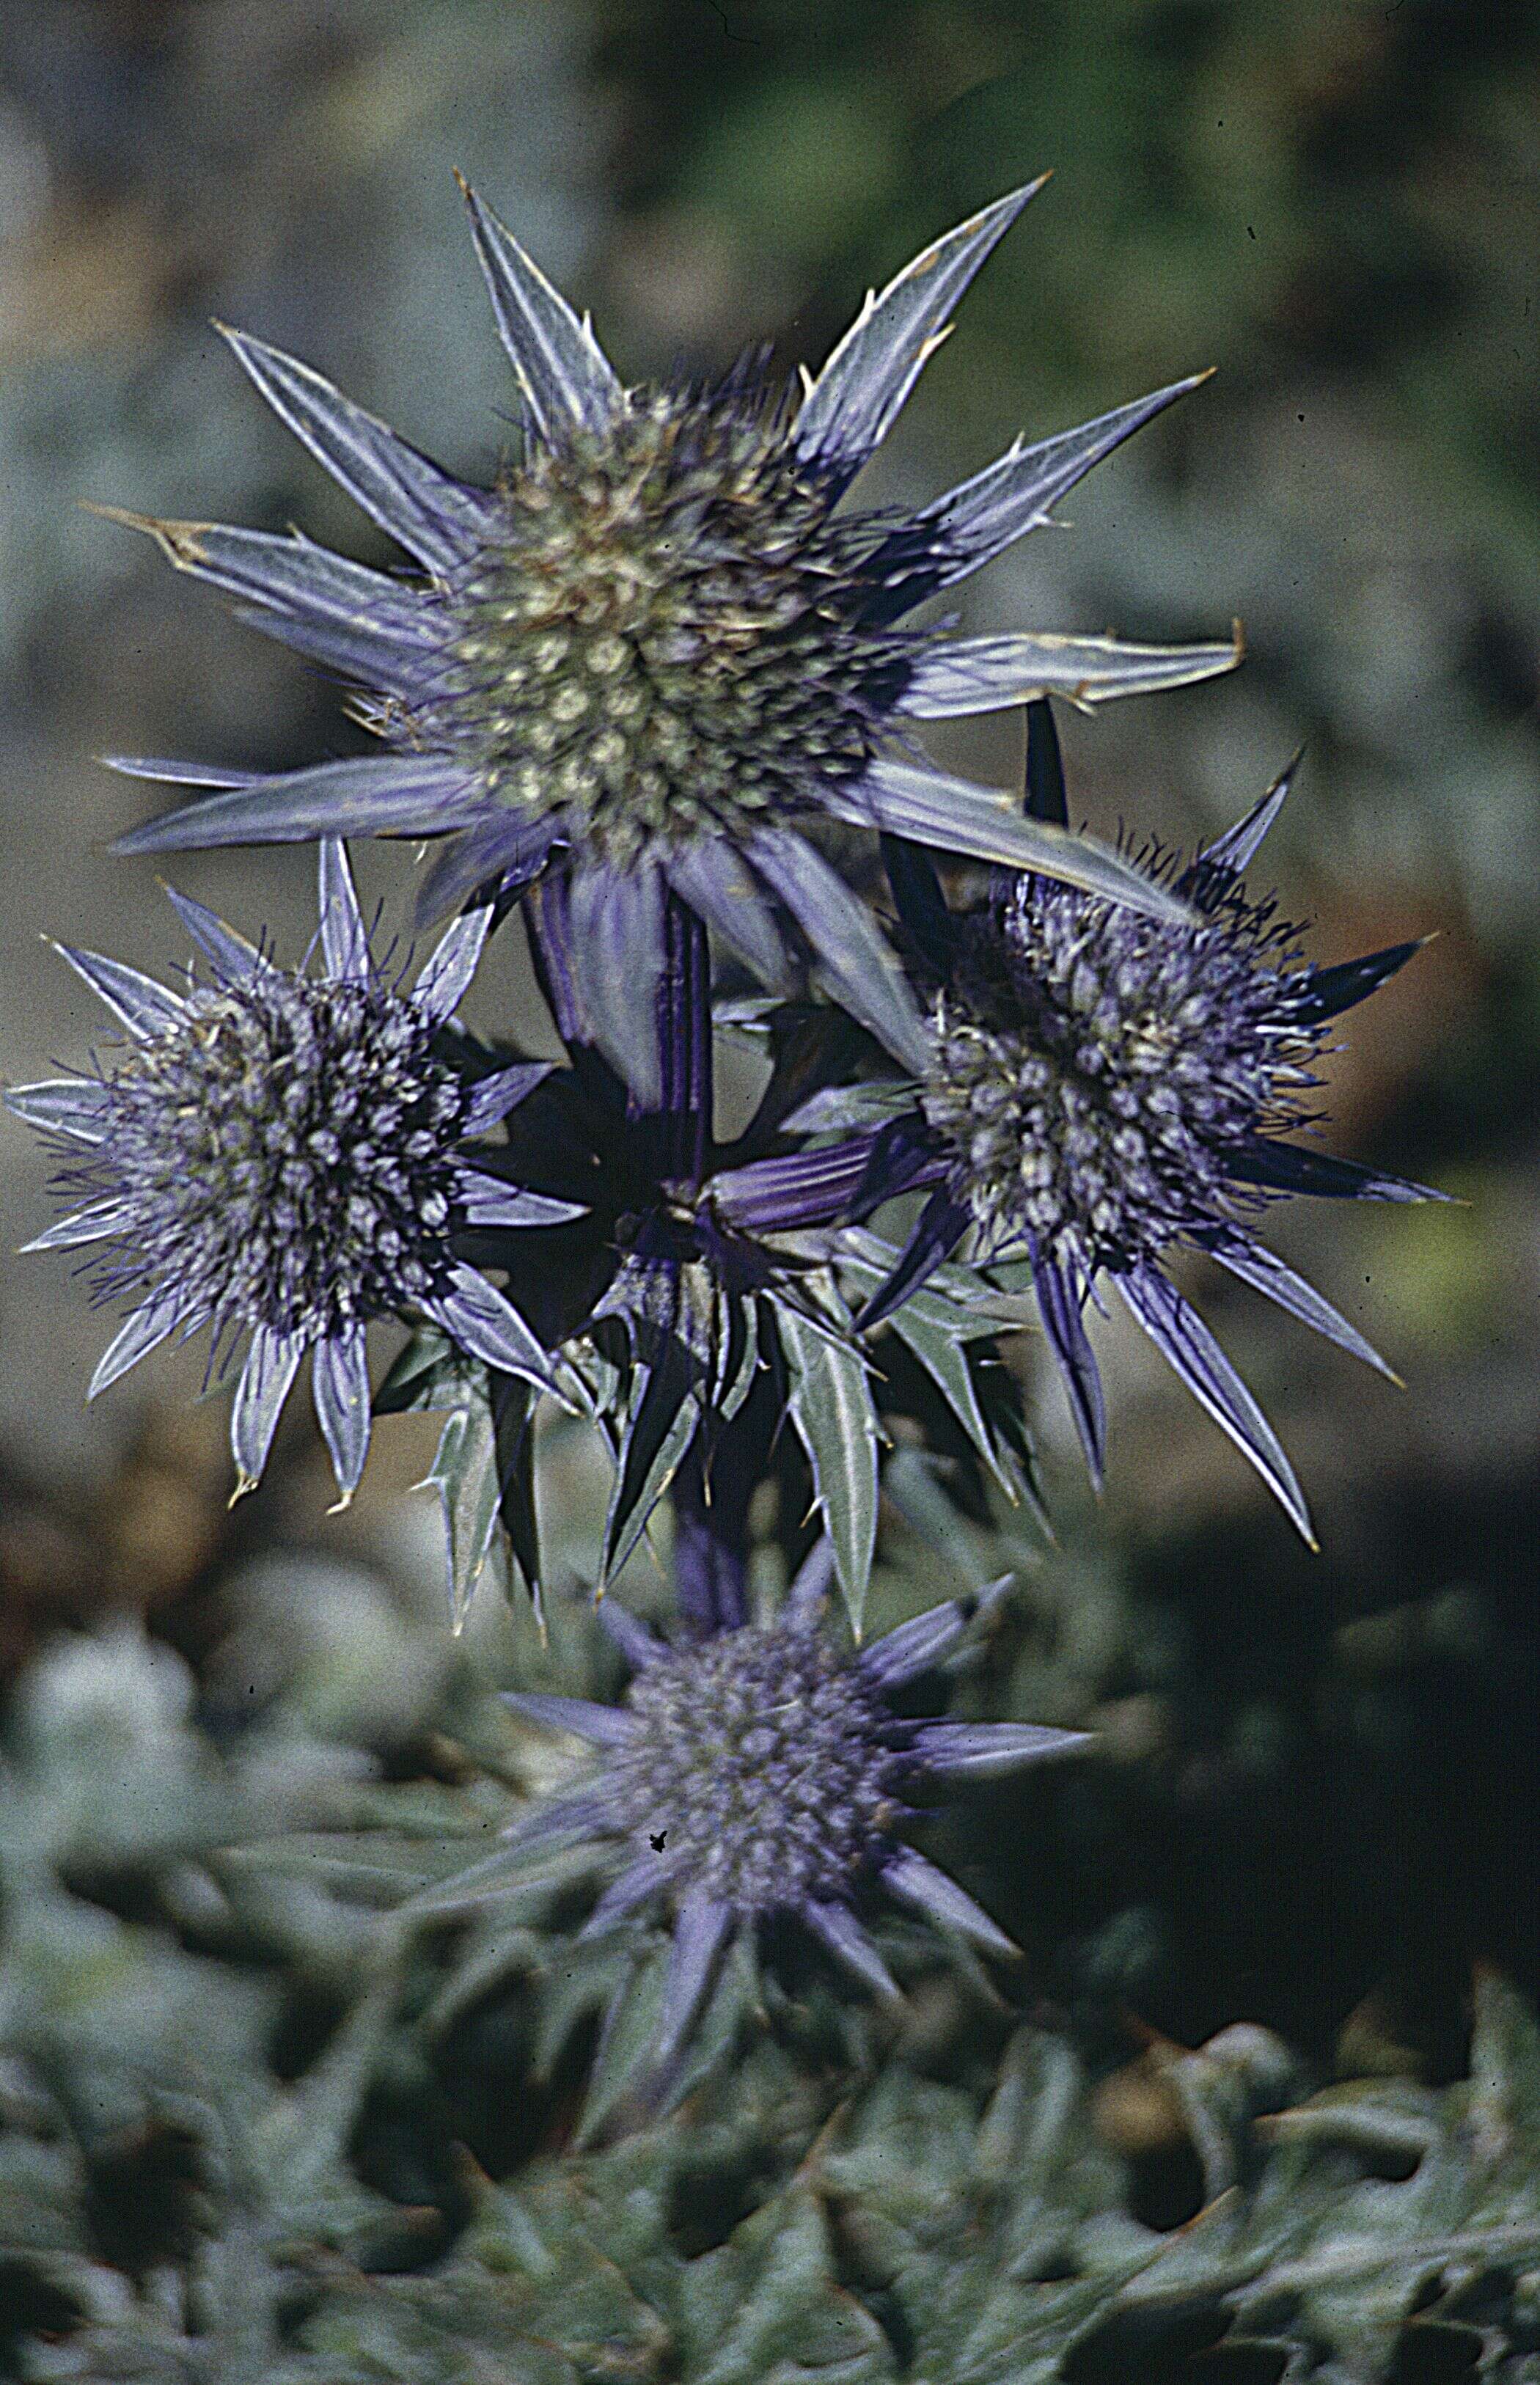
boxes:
[672,1427,758,1635]
[659,891,711,1187]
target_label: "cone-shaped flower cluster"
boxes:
[497,1552,1088,2081]
[100,177,1239,1069]
[7,843,576,1502]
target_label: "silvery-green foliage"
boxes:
[3,1588,1539,2383]
[290,1976,1540,2384]
[0,1624,418,2382]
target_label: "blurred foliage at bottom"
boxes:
[2,1460,1539,2385]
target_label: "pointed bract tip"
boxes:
[81,499,161,535]
[926,172,1052,244]
[975,169,1052,224]
[976,1572,1016,1621]
[208,320,250,365]
[326,1488,356,1517]
[227,1471,259,1509]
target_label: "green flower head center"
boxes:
[445,388,905,862]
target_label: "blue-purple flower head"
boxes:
[499,1551,1088,2082]
[862,744,1445,1541]
[6,842,579,1504]
[102,177,1239,1066]
[923,821,1333,1275]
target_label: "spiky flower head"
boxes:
[922,835,1329,1275]
[102,177,1240,1069]
[856,733,1445,1542]
[496,1553,1089,2084]
[6,842,579,1503]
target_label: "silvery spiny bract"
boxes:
[859,716,1445,1541]
[497,1550,1088,2084]
[6,841,579,1503]
[100,176,1240,1070]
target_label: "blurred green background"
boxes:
[1,0,1537,2084]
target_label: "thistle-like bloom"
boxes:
[6,842,579,1503]
[849,720,1444,1540]
[102,177,1238,1067]
[499,1552,1088,2080]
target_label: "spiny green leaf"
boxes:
[421,1388,513,1633]
[714,1287,761,1421]
[777,1300,881,1636]
[887,1305,1025,1498]
[491,1371,543,1626]
[532,1935,633,2085]
[601,1354,703,1586]
[684,2185,892,2385]
[575,1939,666,2146]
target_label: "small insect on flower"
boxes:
[488,1549,1090,2092]
[857,729,1447,1542]
[100,176,1239,1070]
[6,841,581,1505]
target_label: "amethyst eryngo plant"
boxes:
[4,841,580,1503]
[837,711,1445,1541]
[5,177,1447,2144]
[97,177,1239,1080]
[440,1550,1088,2103]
